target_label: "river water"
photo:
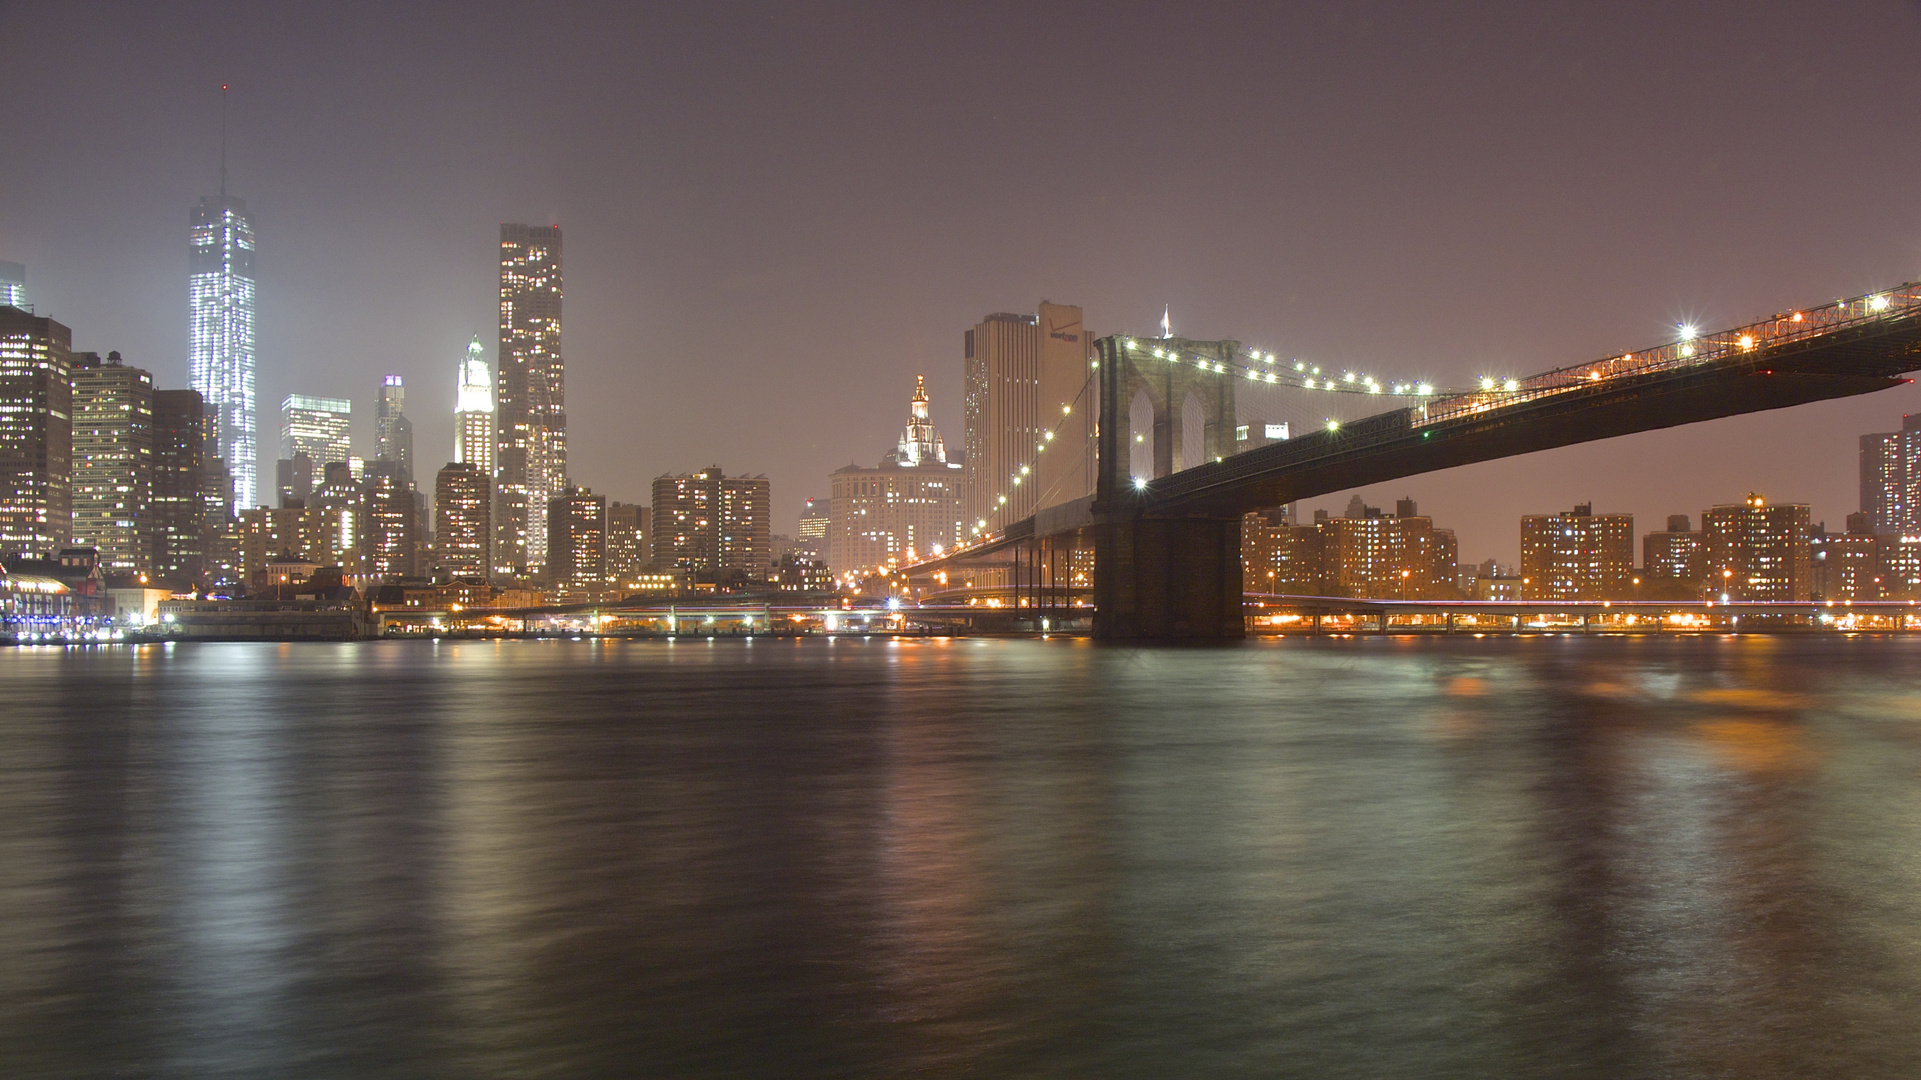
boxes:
[4,635,1921,1078]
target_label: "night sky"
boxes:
[5,1,1921,563]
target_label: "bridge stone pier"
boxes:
[1092,335,1248,639]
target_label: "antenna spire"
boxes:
[219,84,229,197]
[1161,306,1172,339]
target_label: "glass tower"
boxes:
[189,195,257,508]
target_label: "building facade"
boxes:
[496,223,566,575]
[374,374,413,483]
[0,261,23,308]
[0,308,72,559]
[1642,514,1705,587]
[1324,505,1453,599]
[361,460,418,580]
[1812,524,1879,601]
[189,193,256,506]
[605,501,650,590]
[433,461,491,578]
[280,394,351,495]
[1701,494,1811,601]
[651,468,771,581]
[546,487,606,597]
[151,389,207,589]
[236,505,330,589]
[828,377,963,576]
[1520,503,1635,601]
[962,302,1095,534]
[1859,415,1921,533]
[71,351,154,576]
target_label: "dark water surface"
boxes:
[6,635,1921,1078]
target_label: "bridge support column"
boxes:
[1092,516,1244,639]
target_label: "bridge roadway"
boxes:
[908,281,1921,639]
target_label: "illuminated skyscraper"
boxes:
[374,375,413,484]
[0,308,72,558]
[496,224,565,575]
[189,193,256,507]
[0,261,24,308]
[71,351,154,575]
[454,336,494,476]
[280,395,351,492]
[433,461,491,578]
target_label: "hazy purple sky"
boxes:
[5,1,1921,563]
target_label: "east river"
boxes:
[5,635,1921,1078]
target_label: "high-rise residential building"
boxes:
[236,505,330,589]
[189,193,257,507]
[496,223,566,575]
[1812,518,1880,601]
[374,375,413,484]
[962,301,1094,534]
[1701,494,1811,601]
[361,460,418,580]
[1322,499,1454,599]
[827,376,964,576]
[0,261,24,308]
[71,351,154,576]
[152,389,208,590]
[606,501,651,588]
[310,461,365,575]
[652,467,771,581]
[433,461,491,578]
[1520,503,1635,601]
[454,336,494,476]
[546,486,606,597]
[280,394,351,494]
[0,307,72,559]
[199,401,239,588]
[1642,514,1705,587]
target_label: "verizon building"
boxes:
[962,301,1096,536]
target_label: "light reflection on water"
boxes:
[3,635,1921,1077]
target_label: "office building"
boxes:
[280,395,351,495]
[796,496,828,558]
[374,375,413,483]
[151,389,208,589]
[454,336,494,476]
[0,261,24,308]
[361,460,418,579]
[0,308,72,559]
[606,501,650,589]
[1520,503,1635,601]
[546,486,606,597]
[652,467,771,581]
[828,376,964,575]
[962,301,1095,533]
[71,351,154,575]
[433,461,491,578]
[1701,494,1811,601]
[496,223,566,574]
[1642,514,1705,587]
[189,192,257,506]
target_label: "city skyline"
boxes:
[6,4,1921,564]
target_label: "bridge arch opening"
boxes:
[1180,392,1206,473]
[1129,388,1154,481]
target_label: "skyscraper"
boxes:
[152,389,208,590]
[546,486,606,597]
[0,261,24,308]
[433,461,491,578]
[361,459,418,579]
[652,468,770,581]
[71,351,154,576]
[1859,415,1921,533]
[0,307,72,558]
[454,336,494,476]
[280,394,351,491]
[374,375,413,483]
[496,223,565,575]
[962,301,1095,533]
[189,193,256,507]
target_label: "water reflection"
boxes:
[3,636,1921,1077]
